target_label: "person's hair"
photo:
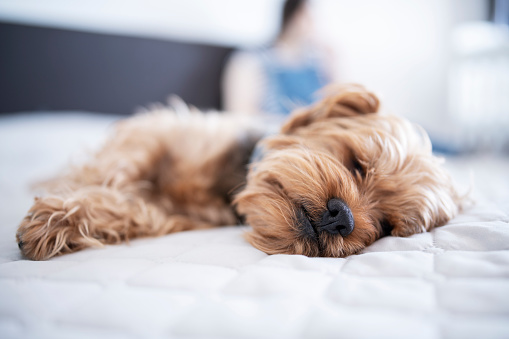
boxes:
[279,0,308,37]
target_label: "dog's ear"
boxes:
[282,84,380,134]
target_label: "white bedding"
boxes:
[1,113,508,339]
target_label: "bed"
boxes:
[0,112,508,339]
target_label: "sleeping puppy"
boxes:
[236,85,460,257]
[16,84,461,260]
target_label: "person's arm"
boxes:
[222,51,265,115]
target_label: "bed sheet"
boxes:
[0,112,508,339]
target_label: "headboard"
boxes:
[0,22,234,114]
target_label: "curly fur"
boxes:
[16,84,461,260]
[236,85,460,257]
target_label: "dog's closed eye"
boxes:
[350,158,365,178]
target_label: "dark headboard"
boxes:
[0,22,234,114]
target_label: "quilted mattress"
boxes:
[1,112,508,339]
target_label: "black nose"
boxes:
[318,198,354,237]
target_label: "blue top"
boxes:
[258,48,330,115]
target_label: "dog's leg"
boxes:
[16,189,211,260]
[16,115,213,260]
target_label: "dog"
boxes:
[16,85,461,260]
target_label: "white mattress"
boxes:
[1,112,508,339]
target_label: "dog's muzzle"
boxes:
[317,198,354,237]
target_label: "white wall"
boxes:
[0,0,282,46]
[313,0,488,131]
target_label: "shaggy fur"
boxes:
[16,85,460,260]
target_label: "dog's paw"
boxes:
[389,218,427,238]
[16,197,91,260]
[391,227,420,237]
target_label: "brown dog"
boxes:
[16,85,460,260]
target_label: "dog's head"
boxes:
[235,85,459,257]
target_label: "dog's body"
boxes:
[17,85,460,260]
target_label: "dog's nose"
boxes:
[318,198,354,237]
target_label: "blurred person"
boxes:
[222,0,335,117]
